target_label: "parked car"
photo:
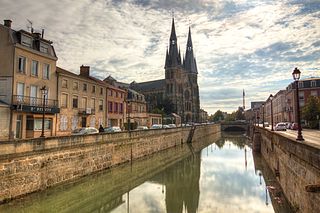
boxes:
[275,123,287,131]
[150,124,162,129]
[264,122,269,127]
[104,126,121,133]
[285,122,292,129]
[291,123,298,130]
[168,124,177,128]
[71,127,99,135]
[136,126,148,130]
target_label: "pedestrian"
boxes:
[99,125,104,133]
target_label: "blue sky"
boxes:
[1,0,319,114]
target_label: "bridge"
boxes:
[220,121,248,131]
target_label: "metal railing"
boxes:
[12,95,59,108]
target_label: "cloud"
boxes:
[0,0,319,114]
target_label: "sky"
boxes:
[1,0,319,114]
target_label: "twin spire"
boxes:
[165,18,198,74]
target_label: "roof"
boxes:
[131,79,165,92]
[0,100,9,106]
[56,66,106,86]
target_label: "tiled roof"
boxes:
[131,79,165,92]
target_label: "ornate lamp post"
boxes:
[269,94,274,131]
[262,103,265,128]
[292,67,304,141]
[127,101,131,132]
[40,86,47,138]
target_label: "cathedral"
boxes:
[130,18,200,123]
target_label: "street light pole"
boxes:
[262,103,265,128]
[292,67,304,141]
[127,101,130,132]
[270,94,274,131]
[40,86,47,138]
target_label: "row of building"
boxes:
[0,19,208,140]
[246,77,320,125]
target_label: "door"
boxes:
[30,85,37,106]
[17,83,24,103]
[15,115,23,139]
[81,117,87,127]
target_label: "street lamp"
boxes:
[40,86,47,138]
[269,94,274,131]
[262,103,265,128]
[127,101,131,132]
[292,67,304,141]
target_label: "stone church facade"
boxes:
[131,18,200,123]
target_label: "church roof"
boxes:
[130,79,165,92]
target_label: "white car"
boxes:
[150,124,162,129]
[136,126,148,130]
[104,126,122,133]
[71,127,99,135]
[168,124,177,128]
[275,123,287,131]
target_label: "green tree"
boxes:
[302,96,320,129]
[235,107,245,120]
[156,98,174,115]
[225,112,236,121]
[210,110,224,122]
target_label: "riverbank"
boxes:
[0,124,220,203]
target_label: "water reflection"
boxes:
[0,132,292,213]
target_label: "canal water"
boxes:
[0,132,292,213]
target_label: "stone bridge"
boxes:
[220,121,248,131]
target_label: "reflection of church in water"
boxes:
[152,152,201,213]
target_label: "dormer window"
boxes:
[21,35,32,47]
[311,81,316,87]
[298,82,303,88]
[40,42,49,53]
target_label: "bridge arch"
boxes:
[223,126,246,132]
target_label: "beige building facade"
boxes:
[105,84,126,128]
[0,20,59,140]
[56,66,106,135]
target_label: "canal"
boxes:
[0,132,292,213]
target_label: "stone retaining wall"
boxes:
[0,124,220,202]
[257,127,320,213]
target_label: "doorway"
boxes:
[81,117,87,127]
[16,114,23,139]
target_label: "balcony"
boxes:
[12,95,60,114]
[78,108,95,115]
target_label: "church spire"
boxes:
[166,17,181,68]
[184,26,198,74]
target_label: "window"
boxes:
[40,42,49,53]
[60,115,68,131]
[99,99,103,111]
[91,98,95,110]
[73,82,78,90]
[21,35,32,47]
[311,91,318,97]
[298,81,303,88]
[17,82,24,98]
[114,102,118,113]
[120,103,123,113]
[116,92,118,97]
[30,85,37,106]
[61,93,68,108]
[82,97,87,108]
[18,56,26,73]
[100,87,103,95]
[109,89,113,96]
[34,119,51,130]
[43,63,50,79]
[311,81,317,87]
[92,85,96,93]
[83,83,87,92]
[120,93,123,98]
[299,91,304,107]
[62,79,68,88]
[72,96,78,108]
[108,101,113,113]
[31,60,38,76]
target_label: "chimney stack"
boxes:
[80,65,90,77]
[4,20,12,28]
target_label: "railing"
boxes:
[78,108,95,115]
[12,95,58,108]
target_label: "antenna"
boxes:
[27,19,33,33]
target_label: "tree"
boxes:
[156,98,174,115]
[210,110,224,122]
[235,107,245,120]
[302,96,320,129]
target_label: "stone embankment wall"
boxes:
[255,127,320,213]
[0,124,220,202]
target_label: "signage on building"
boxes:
[14,105,60,114]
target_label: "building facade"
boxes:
[131,18,200,123]
[0,20,59,139]
[56,66,106,135]
[126,88,148,128]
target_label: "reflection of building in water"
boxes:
[152,152,201,213]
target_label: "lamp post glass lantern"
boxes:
[40,86,47,138]
[292,67,304,141]
[269,94,274,131]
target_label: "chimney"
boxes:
[3,20,12,28]
[41,29,44,38]
[80,65,90,77]
[33,32,41,39]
